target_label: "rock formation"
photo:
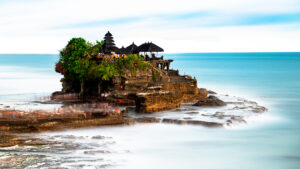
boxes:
[193,95,226,107]
[55,65,208,113]
[53,32,209,113]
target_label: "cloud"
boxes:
[212,12,300,26]
[0,0,300,53]
[56,17,142,29]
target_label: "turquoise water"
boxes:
[1,53,300,168]
[164,53,300,169]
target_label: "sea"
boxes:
[0,53,300,169]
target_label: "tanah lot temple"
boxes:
[55,31,208,113]
[99,31,173,71]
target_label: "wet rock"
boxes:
[99,164,113,168]
[193,95,226,107]
[207,90,217,94]
[226,119,233,124]
[212,112,226,119]
[84,150,111,155]
[70,164,86,168]
[162,118,186,124]
[39,122,60,128]
[226,101,244,105]
[92,135,105,139]
[54,135,77,139]
[230,116,246,123]
[125,106,135,112]
[252,106,268,113]
[198,88,208,100]
[174,107,197,112]
[136,117,160,123]
[185,120,223,127]
[0,135,57,148]
[184,111,199,115]
[162,118,223,127]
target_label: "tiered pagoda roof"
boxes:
[103,31,119,53]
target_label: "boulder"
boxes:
[193,95,226,107]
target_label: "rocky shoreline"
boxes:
[0,92,268,169]
[0,92,268,139]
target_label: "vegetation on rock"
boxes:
[55,37,151,82]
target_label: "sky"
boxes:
[0,0,300,53]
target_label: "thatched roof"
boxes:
[117,46,126,54]
[125,42,139,54]
[137,42,164,52]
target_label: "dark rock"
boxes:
[84,150,111,155]
[174,107,197,112]
[184,112,199,115]
[162,118,222,127]
[230,116,246,123]
[226,119,233,124]
[136,117,160,123]
[212,112,226,119]
[185,120,223,127]
[162,118,186,124]
[91,135,105,139]
[252,106,268,113]
[207,90,217,94]
[193,95,226,107]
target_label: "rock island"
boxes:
[52,31,208,113]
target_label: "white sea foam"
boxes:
[224,110,283,130]
[196,82,281,128]
[198,82,272,106]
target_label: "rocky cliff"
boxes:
[56,62,208,113]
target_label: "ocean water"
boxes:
[1,53,300,169]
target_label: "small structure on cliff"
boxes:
[53,31,207,113]
[103,31,119,54]
[126,43,139,54]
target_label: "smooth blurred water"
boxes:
[1,53,300,169]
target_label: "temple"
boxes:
[98,31,173,71]
[55,31,207,113]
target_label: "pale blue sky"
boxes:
[0,0,299,53]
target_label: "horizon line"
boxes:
[0,51,300,55]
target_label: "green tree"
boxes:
[56,37,90,95]
[55,37,152,96]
